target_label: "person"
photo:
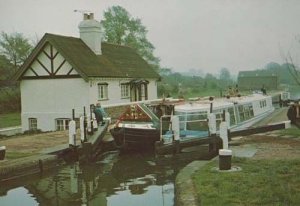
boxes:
[155,105,163,118]
[227,86,235,97]
[287,102,297,124]
[234,84,239,96]
[94,103,104,125]
[261,85,267,95]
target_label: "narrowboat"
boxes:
[110,93,274,150]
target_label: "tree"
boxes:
[0,55,13,80]
[0,32,33,72]
[219,68,231,81]
[159,67,173,76]
[204,73,218,89]
[219,67,232,88]
[101,6,160,70]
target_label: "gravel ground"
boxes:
[0,130,81,154]
[239,134,300,160]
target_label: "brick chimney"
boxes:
[78,13,102,55]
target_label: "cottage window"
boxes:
[141,84,145,97]
[121,84,130,98]
[55,118,70,131]
[98,83,108,100]
[28,118,37,130]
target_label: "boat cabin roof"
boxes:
[175,94,270,113]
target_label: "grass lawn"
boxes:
[193,157,300,205]
[5,151,34,160]
[277,127,300,137]
[0,113,21,128]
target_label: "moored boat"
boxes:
[110,93,274,151]
[109,100,177,150]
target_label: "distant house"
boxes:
[237,70,278,91]
[12,13,160,132]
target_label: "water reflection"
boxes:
[1,151,186,206]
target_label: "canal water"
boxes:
[0,149,202,206]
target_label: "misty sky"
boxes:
[1,0,300,75]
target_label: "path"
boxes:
[254,107,289,126]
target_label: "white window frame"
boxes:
[141,84,145,97]
[121,84,130,98]
[55,118,70,131]
[28,118,37,130]
[98,83,108,100]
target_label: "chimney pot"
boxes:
[79,13,102,55]
[89,13,94,19]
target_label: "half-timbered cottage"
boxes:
[12,13,160,132]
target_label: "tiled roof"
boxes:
[13,33,160,81]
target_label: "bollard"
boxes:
[80,116,85,143]
[219,122,228,149]
[92,113,98,131]
[171,116,180,141]
[219,149,232,170]
[87,115,93,135]
[284,120,291,129]
[171,116,180,154]
[208,113,217,136]
[69,120,76,147]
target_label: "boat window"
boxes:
[259,100,267,108]
[213,110,223,130]
[238,104,254,122]
[186,112,208,130]
[174,112,186,130]
[174,111,208,131]
[228,107,236,125]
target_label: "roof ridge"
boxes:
[44,33,79,40]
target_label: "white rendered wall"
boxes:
[88,78,158,106]
[21,78,89,131]
[147,80,158,100]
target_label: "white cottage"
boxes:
[12,13,160,132]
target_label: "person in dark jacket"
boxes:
[287,103,297,124]
[94,103,104,125]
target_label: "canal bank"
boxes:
[175,106,293,206]
[175,142,258,206]
[0,122,109,182]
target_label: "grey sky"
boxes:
[1,0,300,75]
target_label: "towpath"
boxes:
[253,107,289,126]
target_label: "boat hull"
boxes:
[110,127,160,151]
